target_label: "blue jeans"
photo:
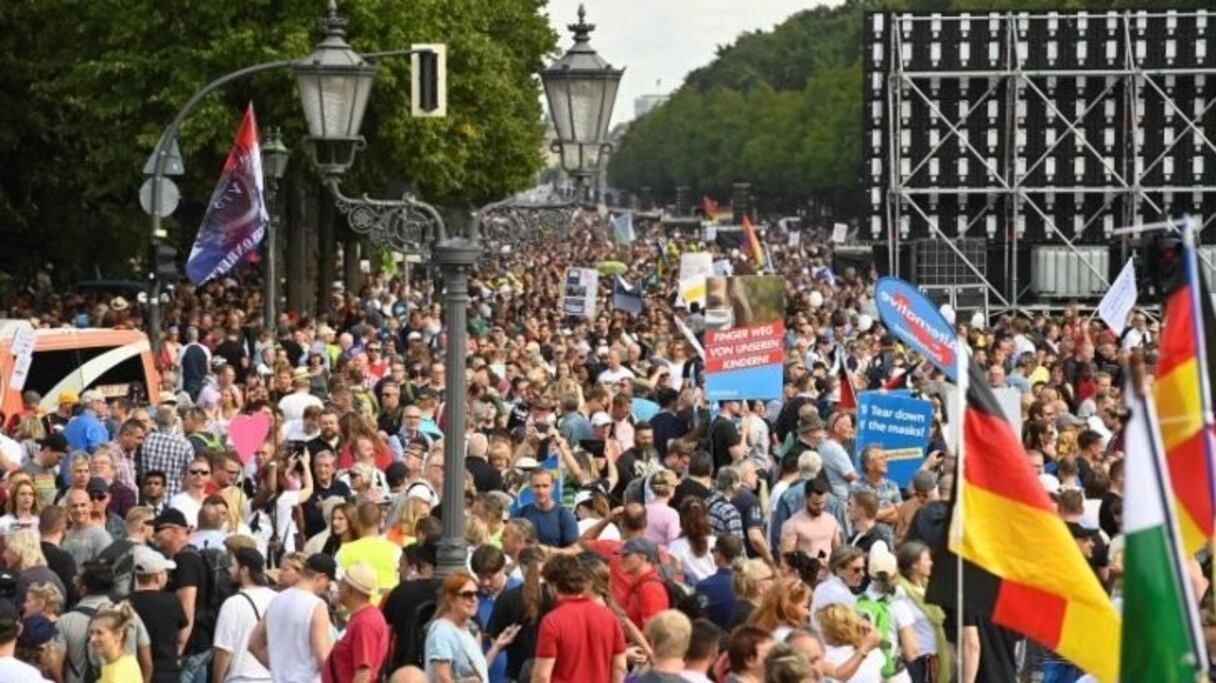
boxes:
[1041,661,1083,683]
[180,650,212,683]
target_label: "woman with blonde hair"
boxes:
[0,477,41,536]
[746,577,812,641]
[644,470,681,547]
[384,496,430,547]
[3,529,64,610]
[818,603,885,682]
[89,601,142,681]
[24,581,64,621]
[730,558,777,628]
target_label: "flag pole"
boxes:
[952,335,968,677]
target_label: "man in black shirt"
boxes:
[38,505,77,607]
[465,433,503,493]
[671,452,714,512]
[213,327,249,383]
[709,401,742,472]
[301,451,352,537]
[612,422,661,502]
[128,546,188,683]
[306,408,344,457]
[154,508,214,680]
[648,388,689,460]
[381,542,441,671]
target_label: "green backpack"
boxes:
[855,593,900,677]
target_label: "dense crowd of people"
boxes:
[0,212,1162,682]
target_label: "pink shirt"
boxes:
[781,510,839,560]
[644,502,681,547]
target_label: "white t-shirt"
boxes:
[0,656,50,683]
[824,644,884,682]
[668,535,717,584]
[597,365,636,385]
[899,595,937,656]
[812,576,857,632]
[169,491,205,528]
[246,490,302,558]
[278,392,323,423]
[214,586,278,682]
[577,517,621,541]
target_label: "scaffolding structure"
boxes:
[864,10,1216,312]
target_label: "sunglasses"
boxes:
[457,590,479,600]
[189,469,211,476]
[847,565,866,575]
[89,492,108,501]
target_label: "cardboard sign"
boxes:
[856,391,934,487]
[678,252,713,309]
[562,268,599,319]
[9,328,35,393]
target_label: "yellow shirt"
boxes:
[335,535,402,604]
[99,654,142,683]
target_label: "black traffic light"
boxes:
[152,241,178,281]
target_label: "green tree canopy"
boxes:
[0,0,556,281]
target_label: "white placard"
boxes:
[788,231,801,247]
[561,268,599,319]
[831,222,849,243]
[9,328,35,393]
[678,253,713,309]
[1097,260,1137,335]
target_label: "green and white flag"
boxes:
[1120,384,1207,682]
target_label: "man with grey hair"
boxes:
[849,444,901,533]
[140,404,195,498]
[707,466,744,539]
[465,432,502,493]
[730,459,773,565]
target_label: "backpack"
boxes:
[97,540,136,601]
[401,597,439,669]
[182,545,235,641]
[67,605,99,683]
[641,573,705,621]
[855,593,901,678]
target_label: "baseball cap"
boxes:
[18,614,56,648]
[591,412,613,428]
[305,553,338,581]
[619,538,659,564]
[868,541,898,578]
[86,477,109,496]
[405,482,439,506]
[132,545,176,574]
[39,433,69,453]
[57,390,79,406]
[153,508,190,531]
[80,389,105,404]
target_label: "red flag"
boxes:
[835,348,857,410]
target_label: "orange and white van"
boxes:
[0,321,160,418]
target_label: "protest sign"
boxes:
[561,267,598,319]
[1097,260,1137,335]
[704,275,785,400]
[9,328,35,393]
[856,391,934,486]
[712,259,733,277]
[875,277,958,381]
[831,223,848,243]
[678,252,713,308]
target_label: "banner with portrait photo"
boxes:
[703,275,785,401]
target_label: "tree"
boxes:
[0,0,556,282]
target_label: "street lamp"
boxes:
[261,128,290,328]
[540,4,623,191]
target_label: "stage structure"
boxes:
[864,10,1216,313]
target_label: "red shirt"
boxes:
[535,595,626,682]
[322,604,389,683]
[586,539,671,628]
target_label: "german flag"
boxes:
[835,347,857,410]
[948,361,1121,682]
[1152,231,1216,555]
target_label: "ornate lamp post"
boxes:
[540,4,624,195]
[260,128,290,327]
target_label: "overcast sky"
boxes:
[544,0,842,125]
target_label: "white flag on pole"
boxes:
[1097,260,1138,335]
